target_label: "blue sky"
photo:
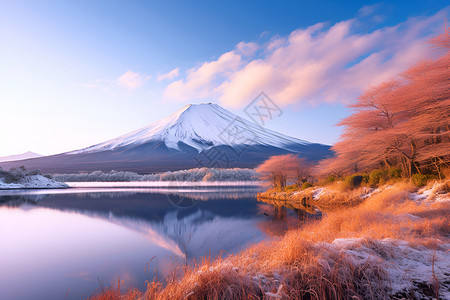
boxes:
[0,0,448,156]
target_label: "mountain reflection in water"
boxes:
[0,186,323,300]
[0,186,272,300]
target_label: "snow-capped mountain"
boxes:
[72,103,309,154]
[0,103,331,173]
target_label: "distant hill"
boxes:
[0,104,332,173]
[0,151,42,163]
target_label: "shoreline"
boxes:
[0,180,262,191]
[257,185,368,212]
[66,181,262,188]
[90,180,450,299]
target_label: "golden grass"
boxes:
[91,181,450,300]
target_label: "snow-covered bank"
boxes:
[66,181,261,188]
[194,238,450,299]
[0,174,68,189]
[329,238,450,299]
[409,180,450,204]
[258,180,450,212]
[53,168,258,182]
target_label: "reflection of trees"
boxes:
[0,186,262,210]
[256,199,322,237]
[273,205,286,220]
[257,203,295,237]
[166,190,258,203]
[257,196,318,214]
[0,194,48,206]
[71,188,262,201]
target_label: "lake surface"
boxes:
[0,185,284,300]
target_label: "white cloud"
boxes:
[163,51,242,101]
[358,3,382,17]
[117,71,148,90]
[235,41,259,56]
[157,67,180,81]
[161,8,448,108]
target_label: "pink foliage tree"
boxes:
[318,31,450,178]
[256,154,311,190]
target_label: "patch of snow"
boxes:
[0,175,68,190]
[312,187,324,200]
[410,181,450,204]
[409,192,427,202]
[330,238,450,299]
[361,187,375,198]
[265,292,282,299]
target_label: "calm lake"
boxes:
[0,185,305,300]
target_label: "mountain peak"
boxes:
[167,103,218,120]
[180,102,217,112]
[72,103,310,154]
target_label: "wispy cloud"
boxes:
[157,67,180,81]
[117,70,149,90]
[80,71,150,93]
[235,41,259,56]
[358,3,382,17]
[161,8,448,108]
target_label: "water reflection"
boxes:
[0,193,47,206]
[0,187,265,300]
[0,187,324,300]
[256,197,322,237]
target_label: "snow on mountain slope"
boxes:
[71,103,310,154]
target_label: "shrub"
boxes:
[388,167,402,179]
[1,167,27,184]
[369,169,388,186]
[301,182,313,190]
[285,184,299,192]
[327,174,337,183]
[0,167,50,184]
[411,174,438,187]
[345,173,369,188]
[28,169,42,176]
